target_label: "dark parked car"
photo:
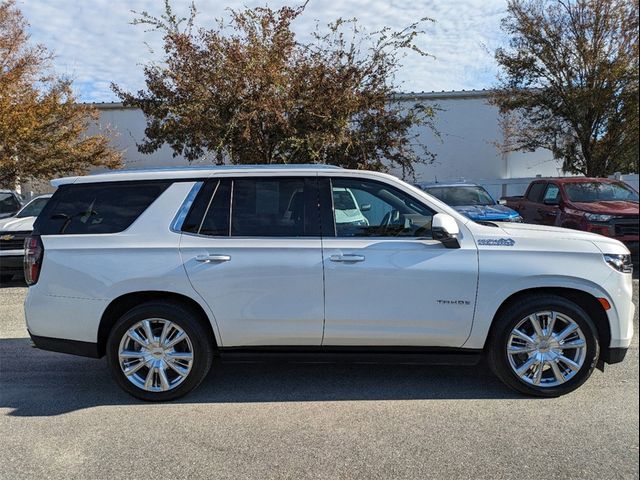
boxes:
[502,178,639,259]
[0,194,52,282]
[0,189,23,219]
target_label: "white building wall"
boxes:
[91,91,564,183]
[389,91,564,183]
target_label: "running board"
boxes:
[217,346,482,366]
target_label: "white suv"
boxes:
[24,166,634,401]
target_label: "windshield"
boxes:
[17,197,50,218]
[564,182,639,203]
[425,186,495,206]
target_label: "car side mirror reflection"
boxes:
[432,213,460,249]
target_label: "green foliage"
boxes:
[113,2,437,178]
[0,0,122,187]
[493,0,639,176]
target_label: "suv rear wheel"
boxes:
[488,294,599,397]
[106,302,214,401]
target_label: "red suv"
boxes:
[503,178,639,259]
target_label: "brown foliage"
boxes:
[493,0,639,177]
[0,0,122,187]
[113,1,437,178]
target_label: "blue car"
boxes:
[419,183,523,222]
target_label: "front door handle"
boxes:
[537,209,557,216]
[330,254,365,263]
[195,254,231,263]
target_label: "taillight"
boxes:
[24,235,44,285]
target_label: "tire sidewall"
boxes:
[106,302,213,402]
[490,296,599,397]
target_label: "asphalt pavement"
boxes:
[1,279,638,480]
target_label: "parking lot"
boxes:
[0,280,638,480]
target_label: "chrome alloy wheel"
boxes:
[507,311,587,387]
[118,318,194,392]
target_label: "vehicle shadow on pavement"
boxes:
[1,337,523,417]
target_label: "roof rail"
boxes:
[87,164,343,176]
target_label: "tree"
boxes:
[493,0,638,177]
[0,0,121,187]
[113,2,437,178]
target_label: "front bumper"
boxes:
[0,252,24,272]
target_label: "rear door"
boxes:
[319,176,478,347]
[179,176,325,346]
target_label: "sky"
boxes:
[20,0,509,103]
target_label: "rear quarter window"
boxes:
[34,181,171,235]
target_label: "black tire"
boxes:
[487,294,599,397]
[106,301,214,401]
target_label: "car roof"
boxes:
[531,177,621,184]
[26,194,53,200]
[419,182,481,188]
[51,164,345,186]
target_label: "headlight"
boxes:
[603,254,633,273]
[585,213,614,222]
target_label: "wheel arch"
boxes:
[484,287,611,366]
[97,291,218,357]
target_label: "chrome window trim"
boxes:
[169,181,204,233]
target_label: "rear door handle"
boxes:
[330,254,365,263]
[195,254,231,263]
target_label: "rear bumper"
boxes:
[29,332,101,358]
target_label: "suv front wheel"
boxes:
[488,294,600,397]
[106,302,214,401]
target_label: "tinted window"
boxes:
[0,193,20,215]
[542,184,560,204]
[35,181,170,235]
[231,178,318,237]
[330,178,434,238]
[200,181,231,236]
[182,180,229,235]
[526,182,546,202]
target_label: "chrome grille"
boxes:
[613,217,639,237]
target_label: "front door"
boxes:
[536,183,561,225]
[320,176,478,347]
[180,176,325,346]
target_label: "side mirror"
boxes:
[498,198,507,205]
[360,203,371,212]
[432,213,460,249]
